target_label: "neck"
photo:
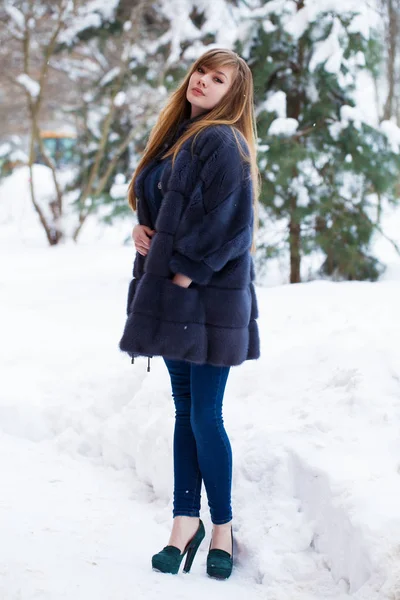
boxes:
[190,106,208,119]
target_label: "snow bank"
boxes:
[0,165,132,246]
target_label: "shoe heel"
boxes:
[182,521,205,573]
[182,538,201,573]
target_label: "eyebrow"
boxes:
[215,70,227,79]
[202,65,228,80]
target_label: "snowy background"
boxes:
[2,0,400,598]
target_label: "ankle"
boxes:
[210,521,233,554]
[212,520,232,532]
[169,516,200,552]
[173,516,200,525]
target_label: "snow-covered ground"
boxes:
[2,162,400,598]
[1,215,400,598]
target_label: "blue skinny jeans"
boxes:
[164,358,232,525]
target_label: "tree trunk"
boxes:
[28,131,59,245]
[289,198,301,283]
[286,0,305,284]
[383,0,398,121]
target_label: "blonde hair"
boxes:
[128,48,260,251]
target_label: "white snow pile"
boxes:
[0,164,131,246]
[0,165,59,236]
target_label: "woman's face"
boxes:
[186,64,235,118]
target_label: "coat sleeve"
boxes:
[167,127,254,286]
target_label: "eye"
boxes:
[197,66,204,73]
[214,77,223,84]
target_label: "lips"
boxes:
[192,87,205,96]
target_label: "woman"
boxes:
[119,48,260,579]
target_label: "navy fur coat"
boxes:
[119,121,260,367]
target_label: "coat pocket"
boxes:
[132,273,205,325]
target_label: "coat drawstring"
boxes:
[130,356,151,372]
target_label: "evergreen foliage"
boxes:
[246,2,400,281]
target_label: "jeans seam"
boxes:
[210,368,232,525]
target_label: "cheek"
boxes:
[214,87,228,103]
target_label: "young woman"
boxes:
[119,48,260,579]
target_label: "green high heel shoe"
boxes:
[152,519,205,575]
[206,526,233,580]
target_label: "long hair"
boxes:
[128,48,260,251]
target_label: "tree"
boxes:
[245,0,400,282]
[2,0,252,243]
[2,0,160,244]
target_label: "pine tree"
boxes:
[244,0,400,282]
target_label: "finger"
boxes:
[139,237,151,248]
[143,227,156,237]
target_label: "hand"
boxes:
[132,225,155,256]
[172,273,192,288]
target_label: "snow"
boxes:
[0,142,11,157]
[158,1,203,65]
[159,0,253,64]
[114,91,127,107]
[353,71,379,127]
[0,165,94,243]
[340,105,363,129]
[285,1,379,41]
[269,117,299,136]
[4,3,25,30]
[264,90,287,119]
[0,165,59,234]
[59,0,120,46]
[380,120,400,154]
[2,168,400,599]
[289,176,310,207]
[100,67,120,87]
[16,74,40,98]
[110,182,129,199]
[2,238,400,599]
[309,17,344,75]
